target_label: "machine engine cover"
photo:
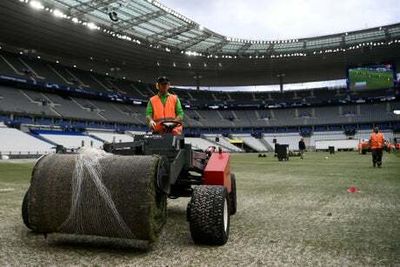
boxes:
[203,152,231,193]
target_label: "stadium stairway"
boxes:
[230,134,269,152]
[202,134,243,152]
[87,133,107,143]
[260,138,274,151]
[27,131,58,147]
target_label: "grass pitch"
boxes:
[349,68,393,90]
[0,152,399,266]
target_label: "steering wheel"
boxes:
[159,119,182,133]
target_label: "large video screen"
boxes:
[348,64,395,90]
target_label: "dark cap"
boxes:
[157,76,170,84]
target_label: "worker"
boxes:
[298,138,306,159]
[369,127,385,168]
[146,76,184,135]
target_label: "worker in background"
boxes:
[298,138,306,159]
[146,76,184,135]
[369,127,385,168]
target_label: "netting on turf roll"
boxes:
[27,148,167,242]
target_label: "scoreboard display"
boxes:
[348,64,395,90]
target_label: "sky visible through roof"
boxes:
[160,0,400,91]
[161,0,400,40]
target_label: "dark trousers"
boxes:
[372,148,383,167]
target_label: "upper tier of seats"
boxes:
[1,51,398,108]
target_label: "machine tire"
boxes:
[22,188,32,230]
[229,174,237,215]
[188,185,229,245]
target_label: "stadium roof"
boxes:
[33,0,400,56]
[0,0,399,86]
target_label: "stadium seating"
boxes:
[314,139,359,151]
[3,51,396,109]
[185,137,218,151]
[263,132,302,151]
[1,84,399,130]
[38,131,104,149]
[88,131,134,143]
[202,134,243,152]
[310,131,348,147]
[231,134,269,152]
[354,129,394,141]
[0,125,53,155]
[1,50,399,144]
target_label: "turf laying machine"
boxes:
[22,120,237,246]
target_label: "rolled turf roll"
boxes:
[26,152,167,243]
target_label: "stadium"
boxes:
[0,0,399,265]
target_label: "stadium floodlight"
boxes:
[394,110,400,115]
[30,0,44,10]
[199,25,204,31]
[53,9,64,18]
[86,22,98,30]
[71,17,79,23]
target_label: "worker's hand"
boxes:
[149,120,157,129]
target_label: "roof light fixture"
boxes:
[53,9,64,18]
[87,22,98,30]
[29,1,44,10]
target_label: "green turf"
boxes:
[0,152,399,266]
[0,162,34,184]
[349,69,393,90]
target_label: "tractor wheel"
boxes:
[229,174,237,215]
[187,185,229,245]
[22,188,32,230]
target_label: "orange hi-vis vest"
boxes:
[150,94,182,135]
[370,132,384,149]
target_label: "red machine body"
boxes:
[203,152,232,193]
